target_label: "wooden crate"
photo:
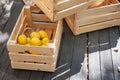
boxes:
[7,6,63,72]
[33,0,96,21]
[65,0,120,35]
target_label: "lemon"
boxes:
[30,37,41,46]
[42,37,50,45]
[38,30,48,39]
[28,50,38,55]
[17,34,27,45]
[30,32,40,38]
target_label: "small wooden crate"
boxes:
[7,6,63,72]
[65,0,120,35]
[33,0,96,21]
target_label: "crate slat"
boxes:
[11,61,56,72]
[75,18,120,35]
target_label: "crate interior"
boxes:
[10,6,57,44]
[90,0,119,8]
[7,6,60,55]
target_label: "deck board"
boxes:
[0,46,10,77]
[109,27,120,80]
[69,34,87,80]
[99,29,114,80]
[29,71,43,80]
[0,0,120,80]
[88,31,101,80]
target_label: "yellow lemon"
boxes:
[17,34,27,45]
[30,37,41,46]
[28,50,38,55]
[38,30,48,39]
[30,32,40,38]
[42,37,50,45]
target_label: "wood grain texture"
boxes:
[99,29,114,80]
[88,31,101,80]
[109,27,120,80]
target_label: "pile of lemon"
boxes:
[17,30,50,46]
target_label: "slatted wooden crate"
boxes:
[65,0,120,35]
[7,6,63,72]
[33,0,97,21]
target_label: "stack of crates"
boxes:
[7,0,120,72]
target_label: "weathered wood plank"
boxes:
[0,46,10,80]
[88,31,101,80]
[99,29,114,80]
[2,65,21,80]
[29,71,43,80]
[109,26,120,80]
[2,1,32,80]
[69,34,87,80]
[0,70,5,80]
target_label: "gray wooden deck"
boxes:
[0,0,120,80]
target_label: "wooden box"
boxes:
[7,6,63,72]
[65,0,120,35]
[33,0,96,21]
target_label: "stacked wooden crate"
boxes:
[65,0,120,35]
[33,0,96,21]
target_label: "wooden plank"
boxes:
[0,71,5,80]
[2,64,31,80]
[33,0,54,21]
[7,44,54,56]
[99,29,114,80]
[69,34,87,80]
[32,14,50,22]
[76,11,120,27]
[37,0,53,11]
[55,1,93,21]
[65,15,75,35]
[76,18,120,35]
[0,46,11,80]
[29,71,43,80]
[0,47,9,80]
[77,3,120,19]
[9,52,54,64]
[0,47,10,73]
[0,44,6,57]
[11,61,56,72]
[54,0,87,11]
[109,27,120,80]
[88,31,101,80]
